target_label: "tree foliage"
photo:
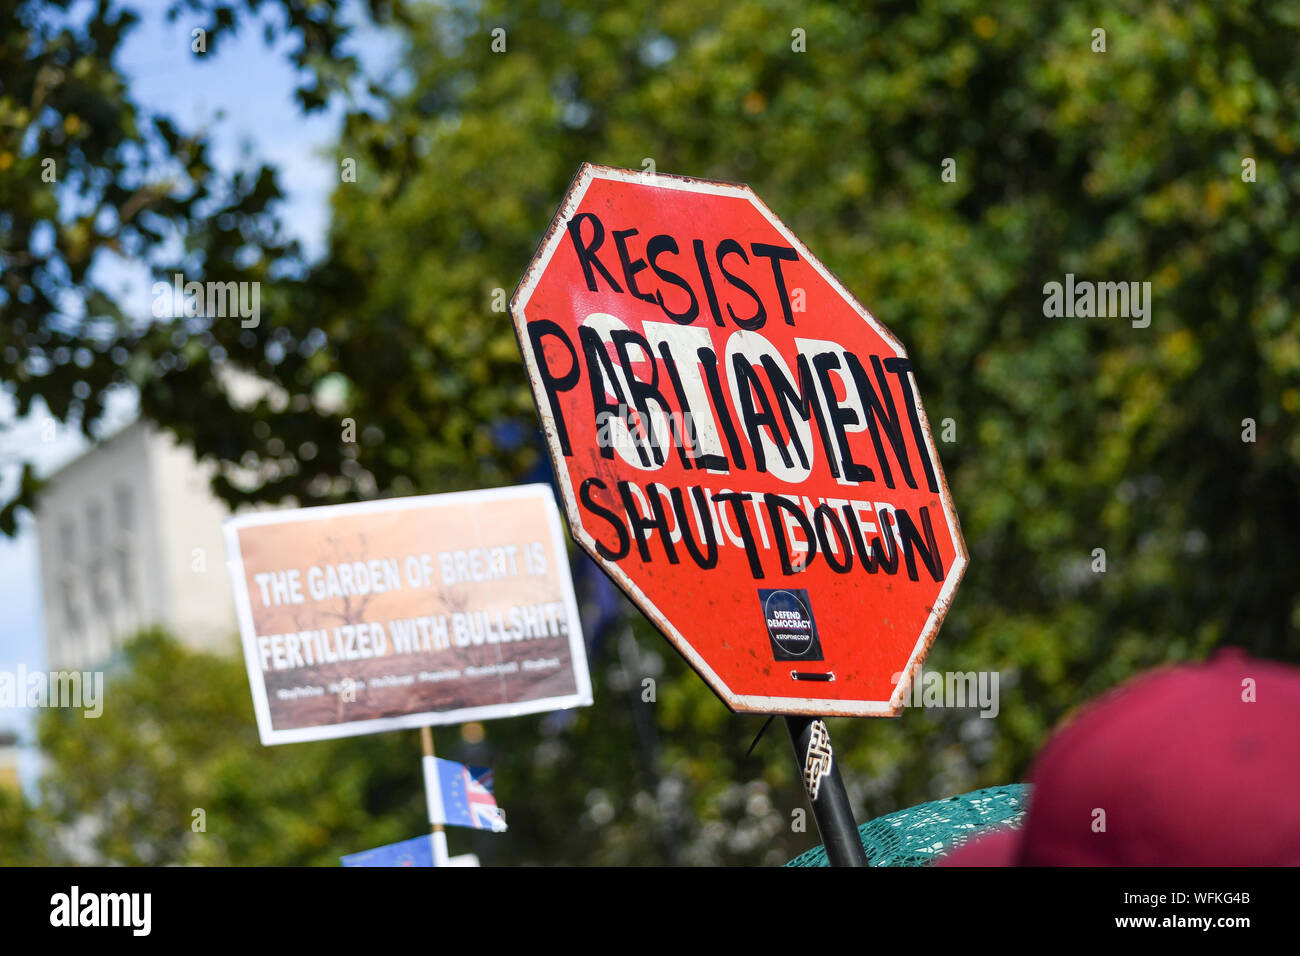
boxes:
[0,0,406,528]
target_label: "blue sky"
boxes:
[0,0,399,754]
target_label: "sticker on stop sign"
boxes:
[510,164,967,716]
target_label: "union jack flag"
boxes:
[434,758,508,832]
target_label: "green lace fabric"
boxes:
[785,784,1031,867]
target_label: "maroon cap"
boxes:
[941,649,1300,866]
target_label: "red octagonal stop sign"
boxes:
[511,164,967,716]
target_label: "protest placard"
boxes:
[223,485,592,744]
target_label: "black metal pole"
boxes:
[785,715,868,866]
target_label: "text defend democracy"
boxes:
[527,210,946,581]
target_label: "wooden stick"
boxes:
[420,726,451,866]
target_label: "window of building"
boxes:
[58,519,80,632]
[114,485,134,605]
[86,500,109,611]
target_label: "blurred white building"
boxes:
[34,421,240,670]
